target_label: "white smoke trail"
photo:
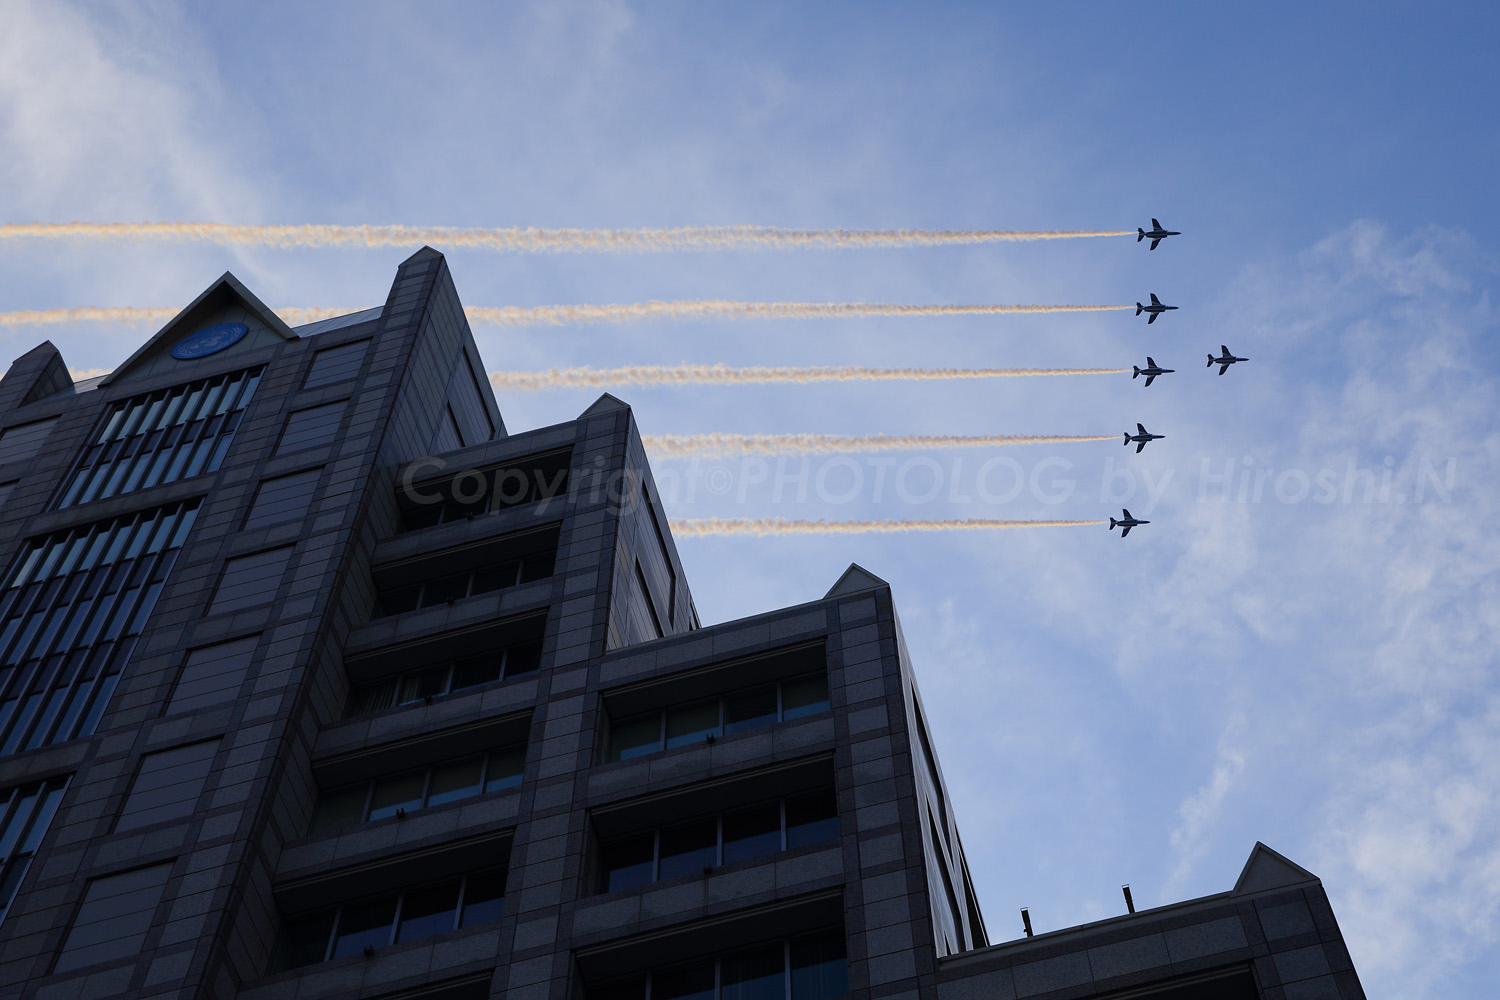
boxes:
[464,301,1128,326]
[672,517,1108,537]
[0,222,1133,253]
[641,433,1117,458]
[0,301,1128,330]
[490,363,1130,391]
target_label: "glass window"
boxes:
[609,713,662,762]
[330,896,398,958]
[722,943,785,1000]
[665,699,720,749]
[367,773,425,822]
[382,586,421,616]
[278,911,335,968]
[591,976,647,1000]
[658,818,718,879]
[485,747,525,792]
[311,786,368,835]
[451,654,502,691]
[722,803,782,865]
[725,686,778,735]
[785,792,839,850]
[421,573,471,606]
[601,833,656,892]
[395,881,460,943]
[460,869,507,927]
[519,552,554,583]
[472,560,519,594]
[426,757,483,807]
[504,640,542,676]
[790,932,848,1000]
[654,960,716,1000]
[780,675,830,721]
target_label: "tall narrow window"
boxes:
[0,500,200,755]
[0,775,70,927]
[55,368,261,509]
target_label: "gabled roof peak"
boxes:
[1233,842,1319,893]
[826,563,889,598]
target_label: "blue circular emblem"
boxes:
[171,323,248,360]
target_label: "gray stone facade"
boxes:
[0,250,1364,1000]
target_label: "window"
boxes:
[310,745,525,835]
[0,418,59,467]
[345,639,542,718]
[54,862,174,972]
[208,546,294,615]
[304,340,369,389]
[244,467,322,530]
[0,500,199,755]
[276,400,346,456]
[55,368,259,509]
[378,552,553,616]
[605,673,830,763]
[590,931,848,1000]
[165,635,258,714]
[115,740,219,832]
[274,867,507,970]
[597,790,837,893]
[398,449,572,532]
[0,775,69,926]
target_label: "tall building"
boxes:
[0,250,1365,1000]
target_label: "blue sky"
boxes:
[2,2,1498,995]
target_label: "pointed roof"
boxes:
[402,245,445,266]
[101,272,298,387]
[825,563,889,598]
[580,393,629,417]
[1233,842,1319,894]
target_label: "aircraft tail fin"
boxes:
[1208,355,1215,367]
[1136,303,1143,315]
[1137,229,1145,242]
[1123,432,1130,446]
[1110,517,1118,529]
[1133,366,1140,379]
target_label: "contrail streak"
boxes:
[490,363,1129,391]
[464,302,1128,326]
[672,517,1108,537]
[0,222,1133,253]
[0,301,1128,330]
[641,433,1117,458]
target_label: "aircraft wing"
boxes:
[1150,293,1162,306]
[1147,312,1157,324]
[1221,345,1230,356]
[1135,441,1146,453]
[1149,238,1161,250]
[1137,423,1147,434]
[1218,365,1227,375]
[1151,219,1162,230]
[1144,374,1156,386]
[1119,523,1132,537]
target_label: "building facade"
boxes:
[0,249,1364,1000]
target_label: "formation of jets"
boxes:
[1137,218,1179,250]
[1109,220,1252,537]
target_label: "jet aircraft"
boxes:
[1136,292,1177,324]
[1124,423,1164,453]
[1132,357,1174,387]
[1207,345,1249,374]
[1137,218,1180,250]
[1110,508,1149,538]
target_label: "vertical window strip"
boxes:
[56,368,261,509]
[0,501,200,755]
[0,775,70,926]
